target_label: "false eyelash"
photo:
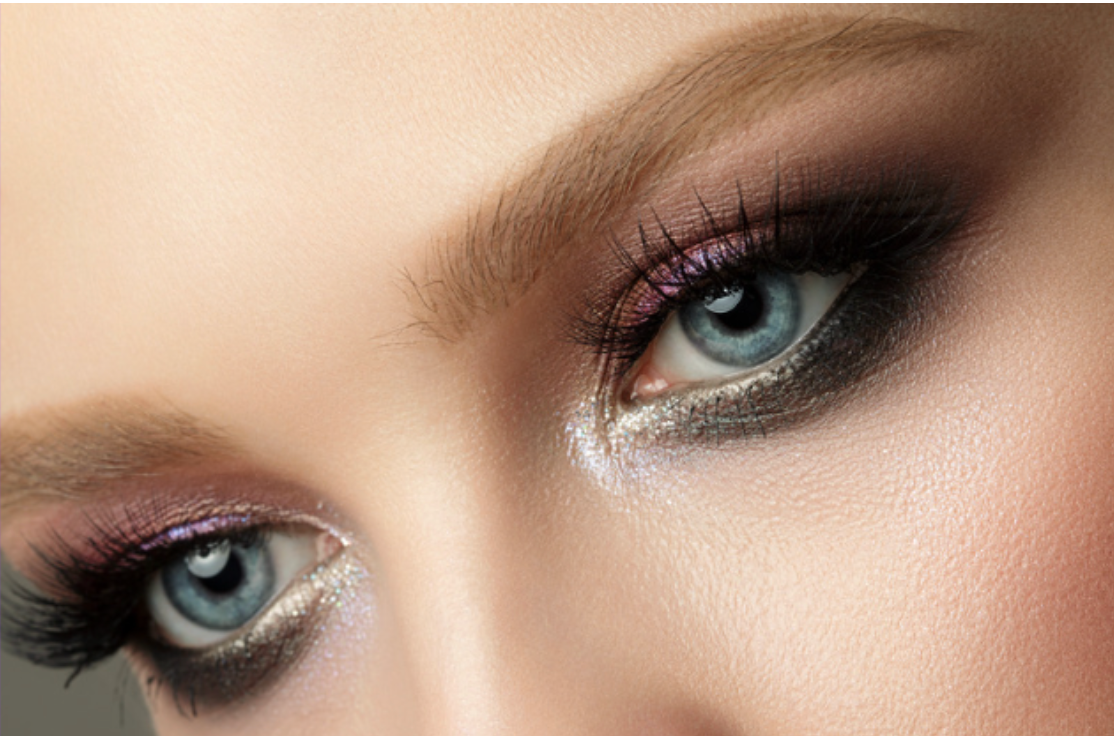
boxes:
[1,512,269,683]
[573,162,967,387]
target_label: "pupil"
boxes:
[196,551,244,595]
[709,285,764,332]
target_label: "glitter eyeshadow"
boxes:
[140,549,369,715]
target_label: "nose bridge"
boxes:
[399,482,510,735]
[369,436,571,736]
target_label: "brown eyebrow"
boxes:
[1,399,240,515]
[410,16,970,338]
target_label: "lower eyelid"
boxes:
[136,546,368,714]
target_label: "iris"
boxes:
[677,273,800,368]
[161,539,276,631]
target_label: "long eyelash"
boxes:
[572,162,967,382]
[1,512,267,683]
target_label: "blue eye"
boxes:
[147,529,326,648]
[630,270,852,399]
[160,540,275,631]
[678,272,801,367]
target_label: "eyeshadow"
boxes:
[139,550,368,715]
[0,477,368,715]
[568,161,973,452]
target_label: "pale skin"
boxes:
[2,6,1114,735]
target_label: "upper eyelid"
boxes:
[1,474,354,605]
[4,509,310,607]
[571,165,964,356]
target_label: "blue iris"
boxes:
[161,539,275,631]
[678,272,800,367]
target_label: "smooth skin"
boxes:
[2,6,1113,735]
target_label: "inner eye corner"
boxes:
[315,528,346,561]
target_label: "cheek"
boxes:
[893,391,1114,732]
[603,383,1114,733]
[980,455,1114,729]
[914,197,1114,730]
[547,226,1114,733]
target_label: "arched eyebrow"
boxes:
[411,16,970,338]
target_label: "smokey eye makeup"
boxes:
[1,496,364,715]
[573,162,970,445]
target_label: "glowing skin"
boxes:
[2,6,1114,736]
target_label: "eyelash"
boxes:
[574,162,969,443]
[1,504,357,716]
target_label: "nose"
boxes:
[298,336,748,736]
[328,429,730,736]
[362,455,594,736]
[364,480,735,736]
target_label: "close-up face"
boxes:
[2,6,1113,735]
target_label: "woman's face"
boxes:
[3,6,1113,735]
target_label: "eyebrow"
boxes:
[1,400,239,514]
[0,17,970,515]
[411,16,969,338]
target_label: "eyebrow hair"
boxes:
[410,16,969,338]
[1,400,239,514]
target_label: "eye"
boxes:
[629,270,853,399]
[146,528,332,648]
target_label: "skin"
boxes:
[2,5,1114,735]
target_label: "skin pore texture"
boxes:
[2,5,1114,735]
